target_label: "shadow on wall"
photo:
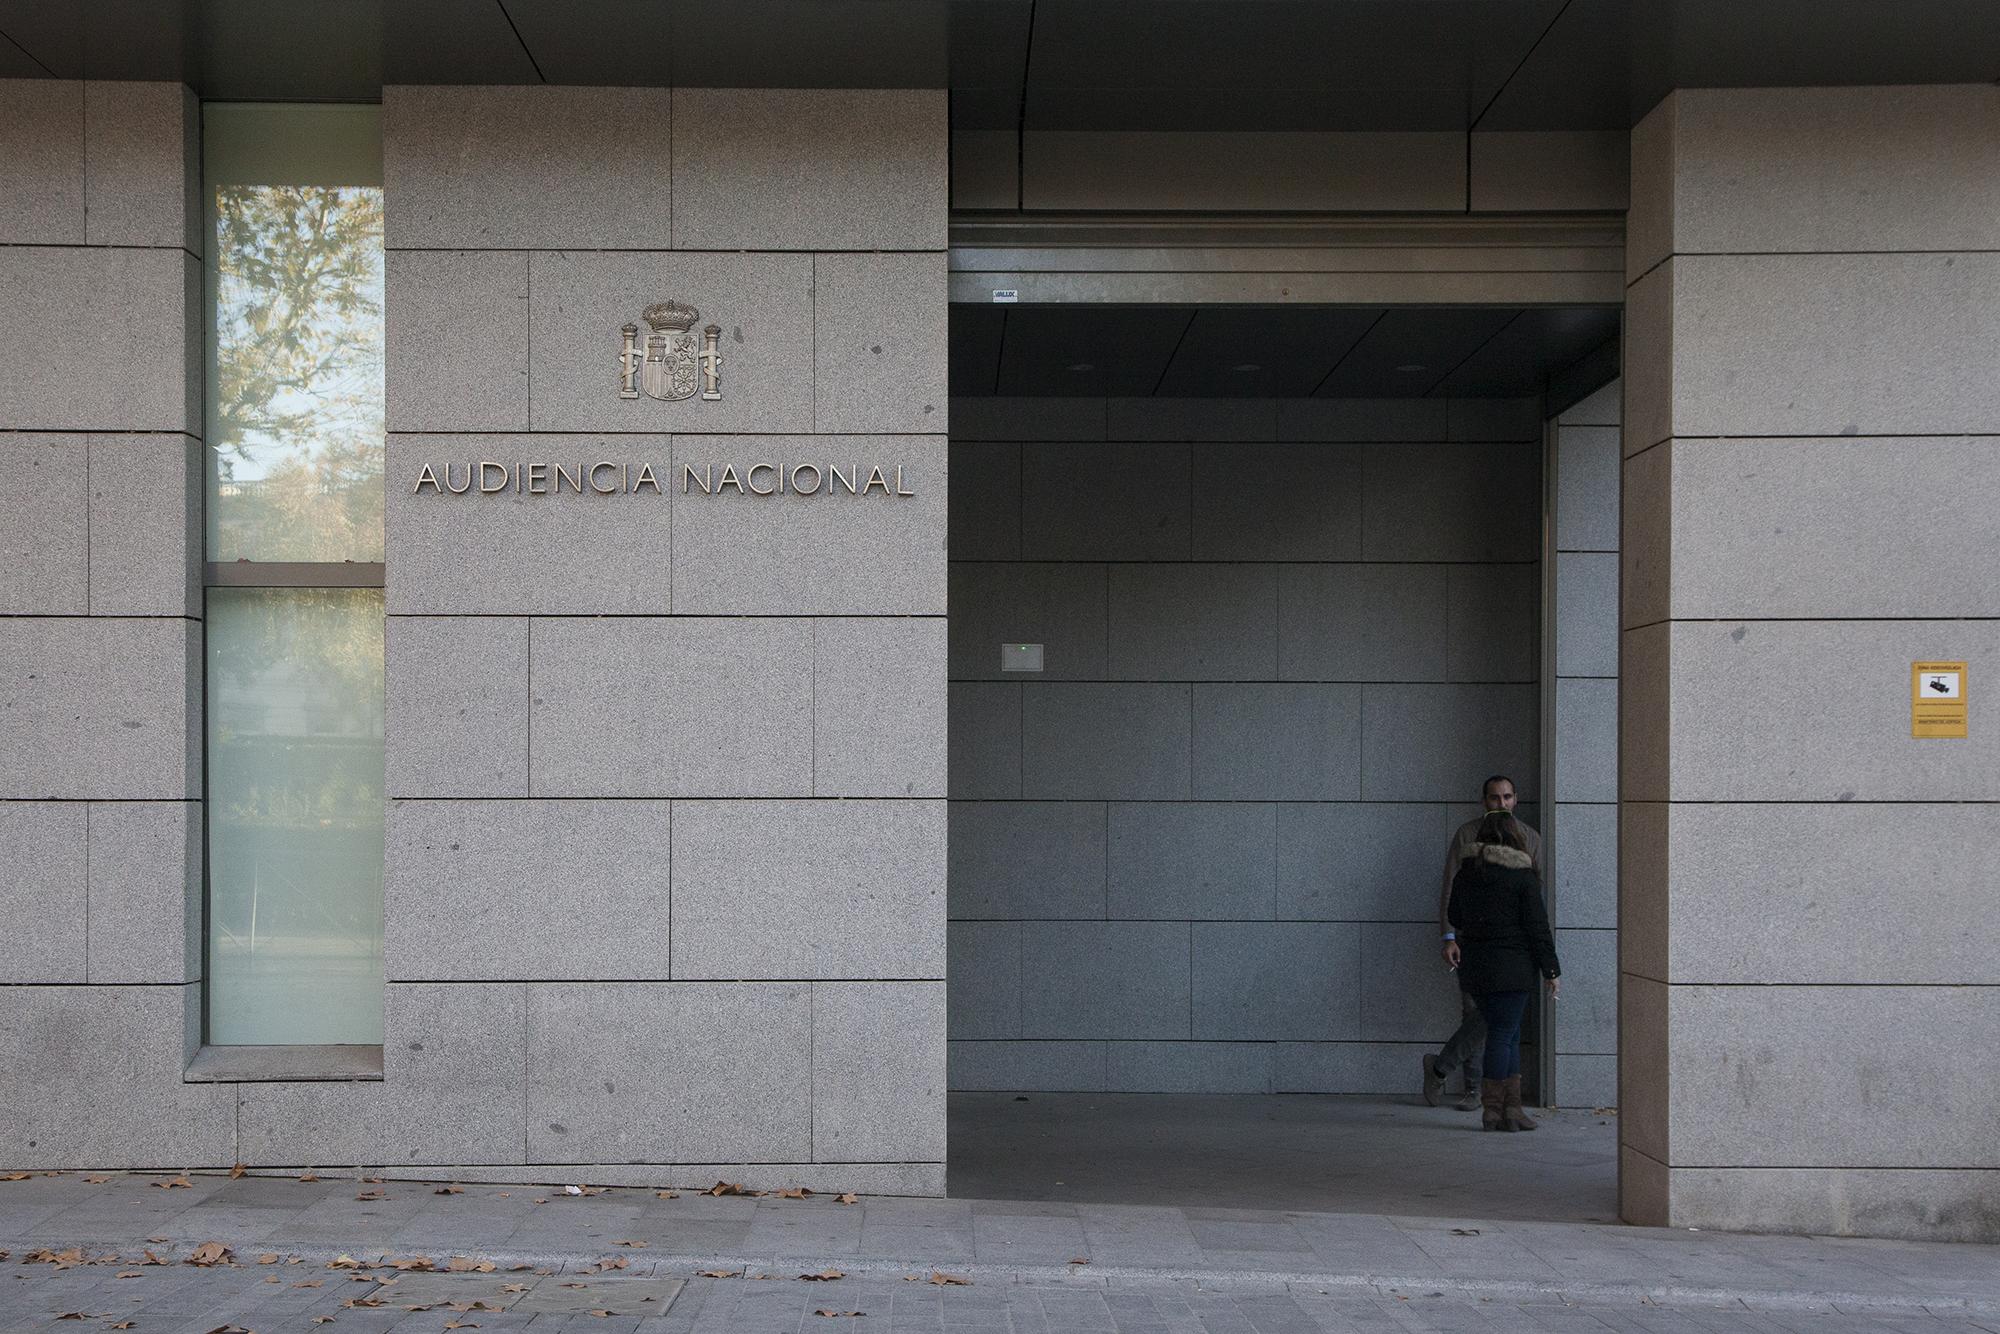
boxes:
[943,393,1550,1097]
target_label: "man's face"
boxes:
[1483,780,1517,812]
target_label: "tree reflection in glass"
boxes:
[211,184,384,562]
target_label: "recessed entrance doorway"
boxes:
[943,261,1624,1224]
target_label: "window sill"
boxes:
[184,1045,384,1083]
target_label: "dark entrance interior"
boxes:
[943,299,1622,1223]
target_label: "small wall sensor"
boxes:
[1000,643,1044,672]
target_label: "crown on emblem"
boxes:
[642,300,700,332]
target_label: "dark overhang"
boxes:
[1,0,1995,127]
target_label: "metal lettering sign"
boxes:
[410,459,915,499]
[619,300,722,402]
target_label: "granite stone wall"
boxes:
[0,77,225,1165]
[0,81,949,1192]
[1620,84,2000,1241]
[946,395,1547,1094]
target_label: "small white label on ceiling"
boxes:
[1001,643,1044,672]
[992,288,1019,303]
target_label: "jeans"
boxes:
[1474,990,1531,1081]
[1434,990,1486,1085]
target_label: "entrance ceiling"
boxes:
[949,303,1619,400]
[1,1,1995,118]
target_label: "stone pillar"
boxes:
[0,78,232,1163]
[1549,381,1620,1108]
[1620,85,2000,1241]
[231,86,948,1188]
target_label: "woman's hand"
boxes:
[1442,940,1461,969]
[1545,975,1561,1000]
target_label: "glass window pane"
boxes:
[205,105,384,563]
[206,588,385,1045]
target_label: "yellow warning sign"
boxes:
[1912,661,1967,739]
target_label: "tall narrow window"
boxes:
[204,105,385,1046]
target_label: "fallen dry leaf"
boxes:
[150,1177,192,1190]
[55,1314,94,1322]
[313,1319,335,1325]
[328,1255,365,1270]
[111,1324,135,1330]
[139,1250,167,1266]
[187,1242,232,1267]
[361,1176,382,1184]
[444,1258,495,1274]
[347,1275,375,1284]
[814,1311,865,1319]
[834,1193,858,1206]
[594,1256,629,1272]
[443,1324,478,1331]
[229,1164,247,1180]
[771,1187,811,1199]
[698,1270,741,1279]
[449,1301,500,1313]
[263,1276,281,1285]
[558,1282,589,1290]
[588,1313,612,1320]
[205,1326,251,1333]
[26,1247,87,1268]
[0,1172,30,1181]
[706,1181,748,1196]
[929,1271,971,1286]
[385,1256,432,1272]
[434,1185,464,1195]
[1069,1257,1090,1265]
[507,1263,534,1272]
[116,1270,144,1280]
[355,1189,385,1202]
[655,1191,679,1200]
[342,1297,384,1309]
[799,1269,845,1282]
[83,1175,112,1184]
[293,1280,322,1289]
[256,1254,280,1265]
[145,1236,168,1244]
[500,1284,530,1293]
[1449,1228,1481,1237]
[612,1240,647,1248]
[298,1172,319,1183]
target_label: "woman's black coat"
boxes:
[1447,843,1561,995]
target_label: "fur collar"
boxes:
[1477,844,1534,870]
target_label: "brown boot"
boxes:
[1479,1079,1507,1132]
[1502,1075,1538,1131]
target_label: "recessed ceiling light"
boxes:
[1066,362,1095,373]
[1231,363,1262,373]
[1395,363,1428,373]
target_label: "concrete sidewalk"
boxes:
[2,1171,1997,1332]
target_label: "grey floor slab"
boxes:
[949,1094,1618,1225]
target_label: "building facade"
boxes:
[1,2,1995,1244]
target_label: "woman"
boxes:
[1446,810,1561,1132]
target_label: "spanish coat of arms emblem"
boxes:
[619,300,723,402]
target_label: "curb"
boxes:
[6,1237,1993,1319]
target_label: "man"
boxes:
[1423,774,1542,1110]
